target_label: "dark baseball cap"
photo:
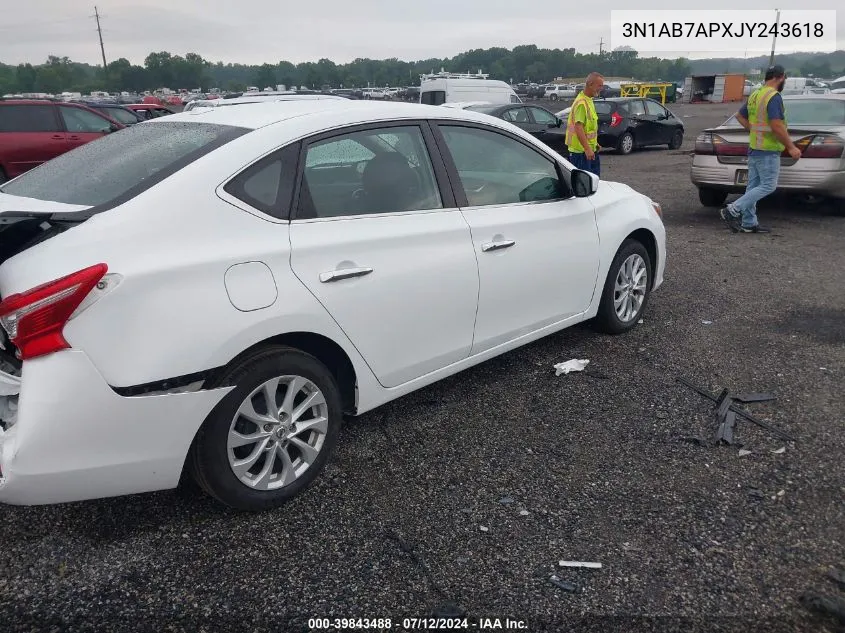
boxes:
[765,65,786,80]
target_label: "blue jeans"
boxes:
[728,151,779,228]
[569,151,600,176]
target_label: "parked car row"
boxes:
[0,98,176,182]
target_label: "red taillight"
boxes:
[712,134,748,156]
[0,264,107,360]
[795,134,845,159]
[610,112,622,127]
[695,132,715,154]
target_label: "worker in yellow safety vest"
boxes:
[565,72,604,176]
[720,65,800,234]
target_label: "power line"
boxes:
[92,6,107,69]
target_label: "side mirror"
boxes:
[571,169,598,197]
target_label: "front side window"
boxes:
[420,91,445,105]
[298,125,443,219]
[1,122,247,207]
[645,100,667,117]
[529,107,558,125]
[0,105,60,133]
[439,125,570,207]
[59,106,112,133]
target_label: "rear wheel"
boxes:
[617,131,634,155]
[550,94,559,101]
[593,239,652,335]
[189,346,342,511]
[668,129,684,149]
[698,187,727,207]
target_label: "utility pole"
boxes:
[768,9,780,67]
[599,37,604,55]
[93,6,107,69]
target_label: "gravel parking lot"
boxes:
[1,101,843,633]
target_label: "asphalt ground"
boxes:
[1,101,844,633]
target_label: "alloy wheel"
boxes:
[613,254,647,322]
[227,375,329,490]
[621,133,633,154]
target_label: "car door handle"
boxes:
[51,134,64,140]
[68,135,80,140]
[481,240,516,252]
[319,267,373,283]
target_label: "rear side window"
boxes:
[421,91,445,105]
[594,103,614,115]
[0,122,248,207]
[102,107,140,125]
[0,104,60,132]
[223,143,300,219]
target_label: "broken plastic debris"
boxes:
[549,575,577,592]
[771,447,786,454]
[638,319,644,324]
[702,320,713,325]
[738,449,752,457]
[479,526,489,532]
[559,561,602,569]
[554,359,589,375]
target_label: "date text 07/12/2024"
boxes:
[307,617,529,630]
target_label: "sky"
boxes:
[1,0,842,67]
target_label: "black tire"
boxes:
[550,94,559,101]
[189,345,342,511]
[698,187,727,207]
[0,168,7,185]
[592,239,653,335]
[668,129,684,149]
[617,131,634,155]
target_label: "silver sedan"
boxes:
[691,94,845,209]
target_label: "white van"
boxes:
[419,72,521,106]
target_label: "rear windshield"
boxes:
[724,99,845,126]
[0,121,247,207]
[466,106,499,115]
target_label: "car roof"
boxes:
[155,99,518,131]
[0,99,58,105]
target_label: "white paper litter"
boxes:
[479,526,489,532]
[559,561,602,569]
[702,320,713,325]
[771,447,786,454]
[554,359,589,375]
[738,449,752,457]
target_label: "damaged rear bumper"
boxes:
[0,350,232,505]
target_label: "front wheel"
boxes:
[550,94,559,101]
[592,239,652,335]
[189,346,342,511]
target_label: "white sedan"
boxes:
[0,100,665,510]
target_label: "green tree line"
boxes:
[1,46,843,95]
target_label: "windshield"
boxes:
[1,121,248,207]
[723,99,845,127]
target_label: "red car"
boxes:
[125,103,176,120]
[0,99,123,183]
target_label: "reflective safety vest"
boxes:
[748,86,786,152]
[565,91,598,153]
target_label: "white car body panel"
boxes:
[0,100,665,505]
